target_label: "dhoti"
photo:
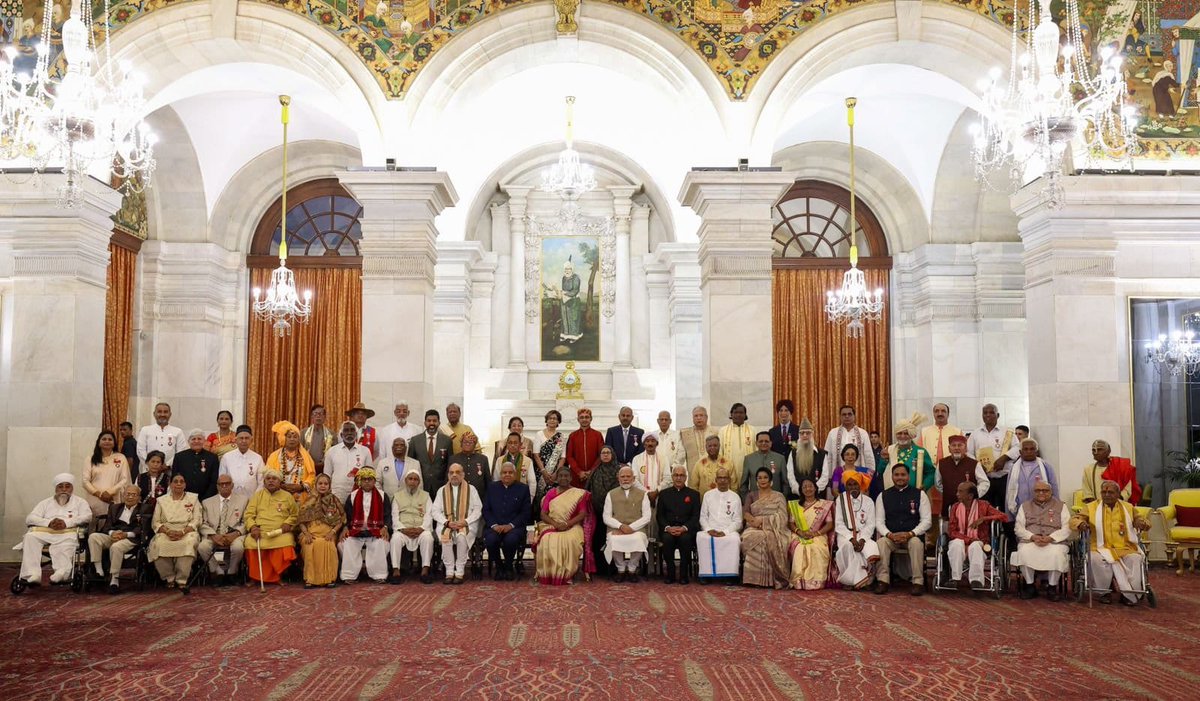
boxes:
[391,530,434,567]
[1089,551,1145,604]
[18,531,79,583]
[245,547,296,583]
[835,536,879,588]
[1011,541,1069,578]
[697,532,740,578]
[340,537,390,582]
[947,539,985,584]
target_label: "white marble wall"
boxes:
[0,175,122,559]
[1015,175,1200,498]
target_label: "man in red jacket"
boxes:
[946,481,1007,590]
[566,407,604,488]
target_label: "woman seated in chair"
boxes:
[297,473,344,588]
[741,467,798,589]
[148,474,202,593]
[533,466,595,585]
[788,476,834,590]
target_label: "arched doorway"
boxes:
[244,178,364,456]
[771,180,892,443]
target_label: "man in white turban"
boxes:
[17,473,93,585]
[884,413,935,492]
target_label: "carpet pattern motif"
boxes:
[2,565,1199,700]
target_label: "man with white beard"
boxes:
[786,418,827,497]
[18,473,93,585]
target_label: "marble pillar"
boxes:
[433,241,486,412]
[611,186,636,367]
[679,170,794,425]
[0,175,121,558]
[503,186,530,367]
[630,203,652,369]
[647,243,703,419]
[1014,175,1200,495]
[337,170,457,414]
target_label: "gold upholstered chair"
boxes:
[1156,489,1200,575]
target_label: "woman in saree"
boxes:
[493,416,535,459]
[533,466,596,585]
[532,410,567,519]
[206,410,237,457]
[740,467,798,589]
[585,446,621,576]
[788,476,834,590]
[298,473,345,588]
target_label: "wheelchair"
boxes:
[1071,523,1157,608]
[79,513,151,592]
[10,527,88,595]
[932,520,1008,599]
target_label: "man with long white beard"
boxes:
[786,418,827,497]
[19,473,93,585]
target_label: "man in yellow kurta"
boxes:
[267,421,315,507]
[439,403,475,455]
[244,468,299,585]
[1075,480,1150,605]
[718,403,756,487]
[680,406,718,476]
[690,435,734,498]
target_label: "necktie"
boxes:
[936,428,944,463]
[428,434,435,462]
[219,498,228,534]
[623,428,629,458]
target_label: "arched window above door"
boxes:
[248,179,363,268]
[771,180,889,265]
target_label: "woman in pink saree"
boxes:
[788,476,835,589]
[533,466,596,585]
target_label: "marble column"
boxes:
[647,243,703,419]
[679,171,794,424]
[1014,175,1200,495]
[611,186,636,367]
[503,186,531,367]
[488,201,510,367]
[630,203,652,369]
[0,175,121,558]
[337,170,457,413]
[433,241,486,412]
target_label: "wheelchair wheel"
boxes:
[1146,587,1157,609]
[10,575,27,596]
[70,567,85,593]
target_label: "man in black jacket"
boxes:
[87,484,145,593]
[656,466,701,584]
[173,430,219,500]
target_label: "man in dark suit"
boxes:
[87,484,145,593]
[173,430,219,500]
[656,466,701,584]
[768,399,799,462]
[408,409,453,500]
[604,406,645,467]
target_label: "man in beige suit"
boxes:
[679,406,718,477]
[197,474,248,585]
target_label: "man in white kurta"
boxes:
[833,471,878,589]
[375,436,415,497]
[1011,480,1072,600]
[432,463,483,583]
[603,466,652,580]
[632,435,671,498]
[136,402,187,469]
[965,404,1020,510]
[697,467,742,579]
[376,402,422,460]
[19,473,92,584]
[326,421,375,503]
[648,411,687,471]
[339,469,392,584]
[390,467,435,583]
[822,405,874,477]
[219,426,265,498]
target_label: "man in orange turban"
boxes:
[266,420,315,506]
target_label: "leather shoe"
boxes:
[419,571,433,585]
[910,584,924,596]
[664,575,676,585]
[679,577,690,585]
[108,583,120,595]
[627,574,639,583]
[874,581,889,595]
[1046,588,1061,602]
[613,572,625,583]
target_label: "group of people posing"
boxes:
[16,399,1148,603]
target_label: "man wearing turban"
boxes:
[833,469,878,589]
[244,466,299,584]
[339,467,392,584]
[18,473,93,585]
[266,420,315,506]
[884,413,935,492]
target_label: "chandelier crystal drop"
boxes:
[541,96,596,201]
[825,97,884,339]
[252,95,312,337]
[971,0,1137,209]
[0,0,156,207]
[1145,330,1200,377]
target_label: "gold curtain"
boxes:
[102,242,138,433]
[245,267,362,457]
[772,267,891,441]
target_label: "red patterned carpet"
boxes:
[2,564,1199,701]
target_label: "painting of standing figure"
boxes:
[540,236,600,362]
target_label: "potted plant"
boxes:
[1161,450,1200,489]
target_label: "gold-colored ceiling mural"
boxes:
[2,0,1198,160]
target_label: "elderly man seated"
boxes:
[697,467,742,582]
[483,462,532,581]
[88,484,144,593]
[432,463,483,585]
[834,471,878,589]
[603,465,652,583]
[19,473,93,586]
[390,467,435,584]
[197,474,248,586]
[244,468,299,586]
[874,463,931,596]
[946,482,1007,589]
[339,468,392,584]
[1075,480,1151,605]
[1012,480,1072,601]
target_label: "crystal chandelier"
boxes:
[252,96,312,337]
[541,96,596,201]
[825,97,884,339]
[971,0,1136,208]
[1,0,156,207]
[1146,330,1200,377]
